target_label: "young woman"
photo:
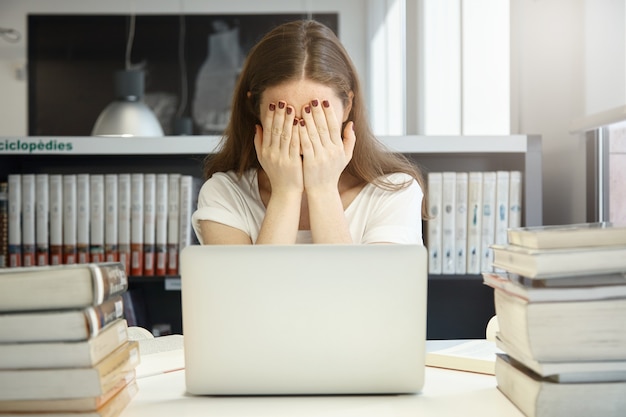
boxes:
[192,19,427,245]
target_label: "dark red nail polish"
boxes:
[293,118,298,125]
[304,106,311,114]
[286,106,292,115]
[300,119,305,126]
[311,99,319,107]
[269,103,276,111]
[278,101,285,109]
[322,100,330,108]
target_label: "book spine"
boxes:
[0,182,8,268]
[454,172,468,274]
[494,171,510,246]
[76,173,90,264]
[35,173,49,266]
[441,172,456,274]
[117,174,131,275]
[90,262,129,305]
[167,173,181,275]
[465,172,483,274]
[427,172,443,274]
[143,173,156,276]
[85,295,125,339]
[7,174,21,267]
[178,176,202,251]
[89,175,105,263]
[130,173,144,276]
[155,173,169,276]
[62,174,77,264]
[20,174,36,267]
[508,170,523,229]
[480,172,496,273]
[104,174,118,262]
[48,174,63,266]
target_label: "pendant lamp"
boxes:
[92,69,164,137]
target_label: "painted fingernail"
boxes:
[278,101,286,109]
[293,118,298,125]
[322,100,330,108]
[304,106,311,114]
[299,119,305,126]
[286,106,292,115]
[269,103,276,111]
[311,99,319,107]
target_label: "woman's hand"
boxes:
[298,98,356,194]
[254,101,304,196]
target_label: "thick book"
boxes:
[494,288,626,362]
[482,271,626,302]
[507,221,626,249]
[491,243,626,278]
[425,340,501,375]
[495,353,626,417]
[0,261,128,312]
[496,334,626,383]
[0,340,139,401]
[20,173,36,266]
[0,295,124,343]
[0,318,128,369]
[0,378,138,415]
[427,172,443,274]
[35,173,50,266]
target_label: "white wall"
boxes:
[510,0,625,226]
[0,0,367,135]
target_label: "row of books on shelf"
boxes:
[0,261,140,417]
[484,222,626,417]
[0,172,204,276]
[427,170,522,275]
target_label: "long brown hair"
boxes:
[203,20,428,219]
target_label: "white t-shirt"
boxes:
[191,169,424,244]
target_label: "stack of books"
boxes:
[0,262,140,417]
[484,222,626,417]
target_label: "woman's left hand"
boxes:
[298,98,356,194]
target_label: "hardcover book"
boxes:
[507,221,626,249]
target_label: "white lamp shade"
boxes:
[92,100,164,137]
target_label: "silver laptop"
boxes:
[180,244,428,395]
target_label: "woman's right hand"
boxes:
[254,101,304,195]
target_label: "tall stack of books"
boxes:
[0,262,140,417]
[483,222,626,417]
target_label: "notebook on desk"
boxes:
[180,244,428,396]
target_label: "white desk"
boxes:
[123,339,523,417]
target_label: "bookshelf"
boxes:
[0,134,542,338]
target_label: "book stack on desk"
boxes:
[0,262,140,417]
[484,222,626,417]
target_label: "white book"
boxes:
[117,173,131,275]
[7,174,21,267]
[89,175,105,263]
[130,173,144,276]
[35,173,49,266]
[48,174,63,266]
[454,172,468,274]
[155,173,169,276]
[167,173,181,275]
[178,175,202,252]
[508,170,522,230]
[104,174,118,263]
[143,173,156,276]
[63,174,78,265]
[76,173,90,264]
[494,171,510,247]
[20,174,36,267]
[441,172,456,274]
[480,172,497,273]
[427,172,443,274]
[465,172,483,274]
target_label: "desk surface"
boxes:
[123,339,523,417]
